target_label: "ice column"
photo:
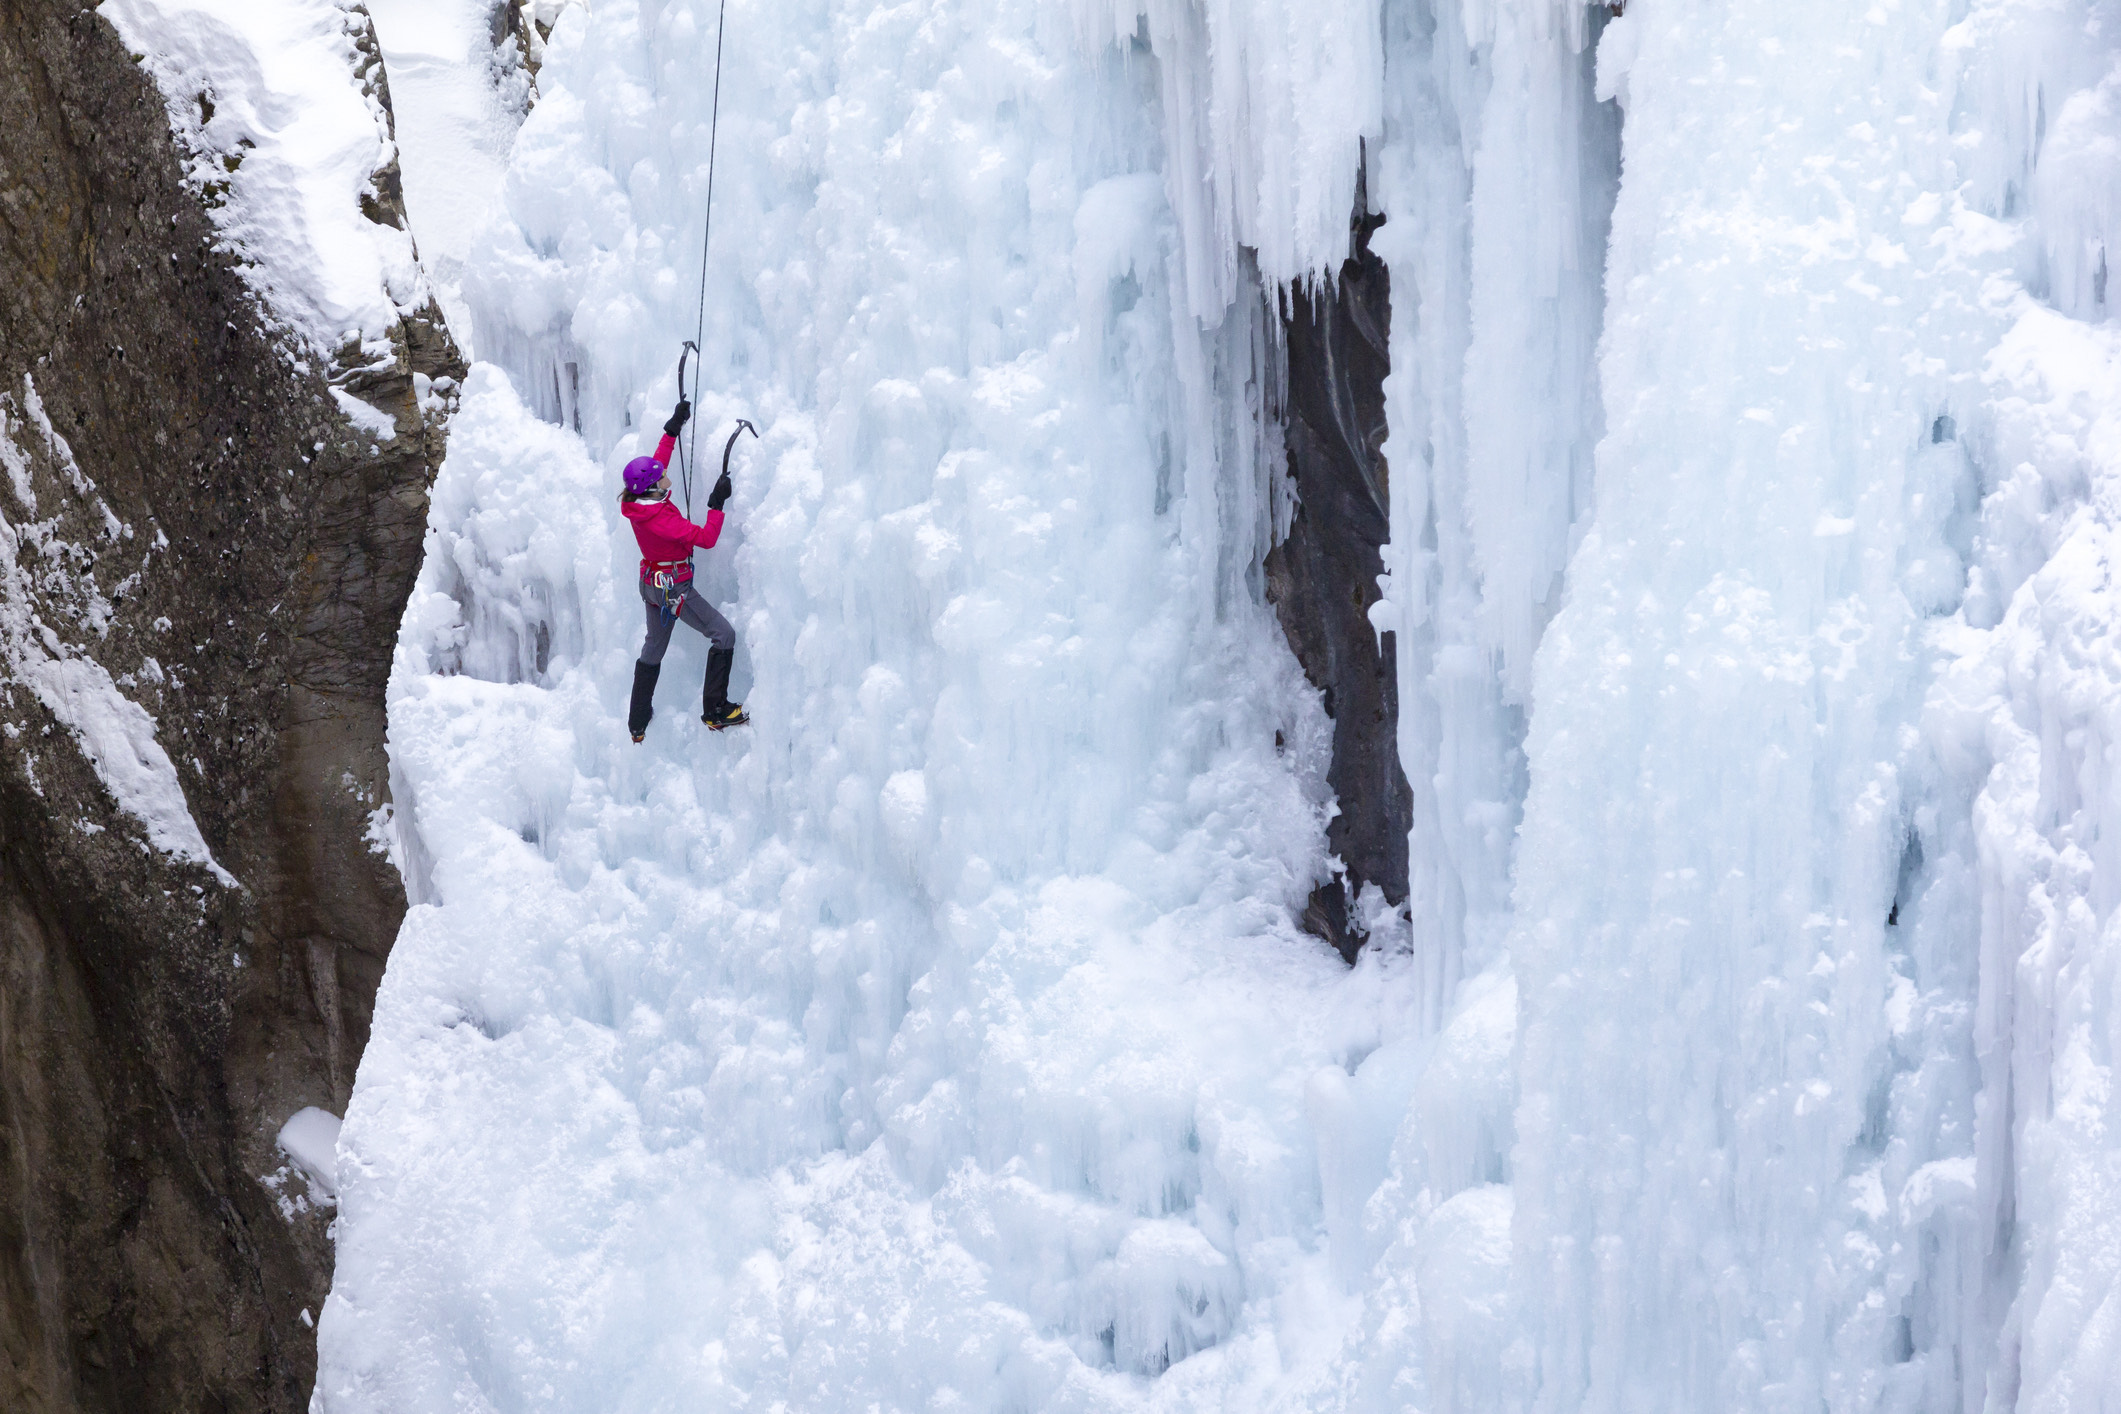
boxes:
[1368,0,1619,1024]
[1503,0,2091,1408]
[1307,4,1621,1405]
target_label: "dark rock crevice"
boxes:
[0,3,459,1410]
[1265,161,1412,964]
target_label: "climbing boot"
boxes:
[627,660,660,742]
[701,648,747,730]
[702,647,733,711]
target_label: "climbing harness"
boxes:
[648,564,690,624]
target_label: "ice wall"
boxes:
[317,1,1403,1409]
[1303,3,1621,1403]
[318,0,2121,1408]
[1073,0,1382,310]
[1505,0,2004,1399]
[1941,8,2121,1406]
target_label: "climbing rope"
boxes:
[673,0,737,517]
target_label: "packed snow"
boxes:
[362,0,527,351]
[279,1106,346,1201]
[286,0,2121,1410]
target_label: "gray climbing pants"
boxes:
[638,577,735,665]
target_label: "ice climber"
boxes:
[622,398,747,738]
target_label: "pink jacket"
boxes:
[621,433,724,582]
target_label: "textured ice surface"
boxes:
[317,1,1387,1408]
[316,0,2121,1409]
[1356,0,2121,1410]
[1946,298,2121,1414]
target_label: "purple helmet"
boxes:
[622,456,664,494]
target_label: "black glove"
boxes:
[707,472,734,512]
[662,399,691,437]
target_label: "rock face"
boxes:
[491,0,558,97]
[1266,167,1412,963]
[0,3,456,1410]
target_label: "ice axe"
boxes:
[710,418,757,511]
[720,418,757,480]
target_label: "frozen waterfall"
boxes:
[318,0,2121,1410]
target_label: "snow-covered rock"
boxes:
[99,0,431,365]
